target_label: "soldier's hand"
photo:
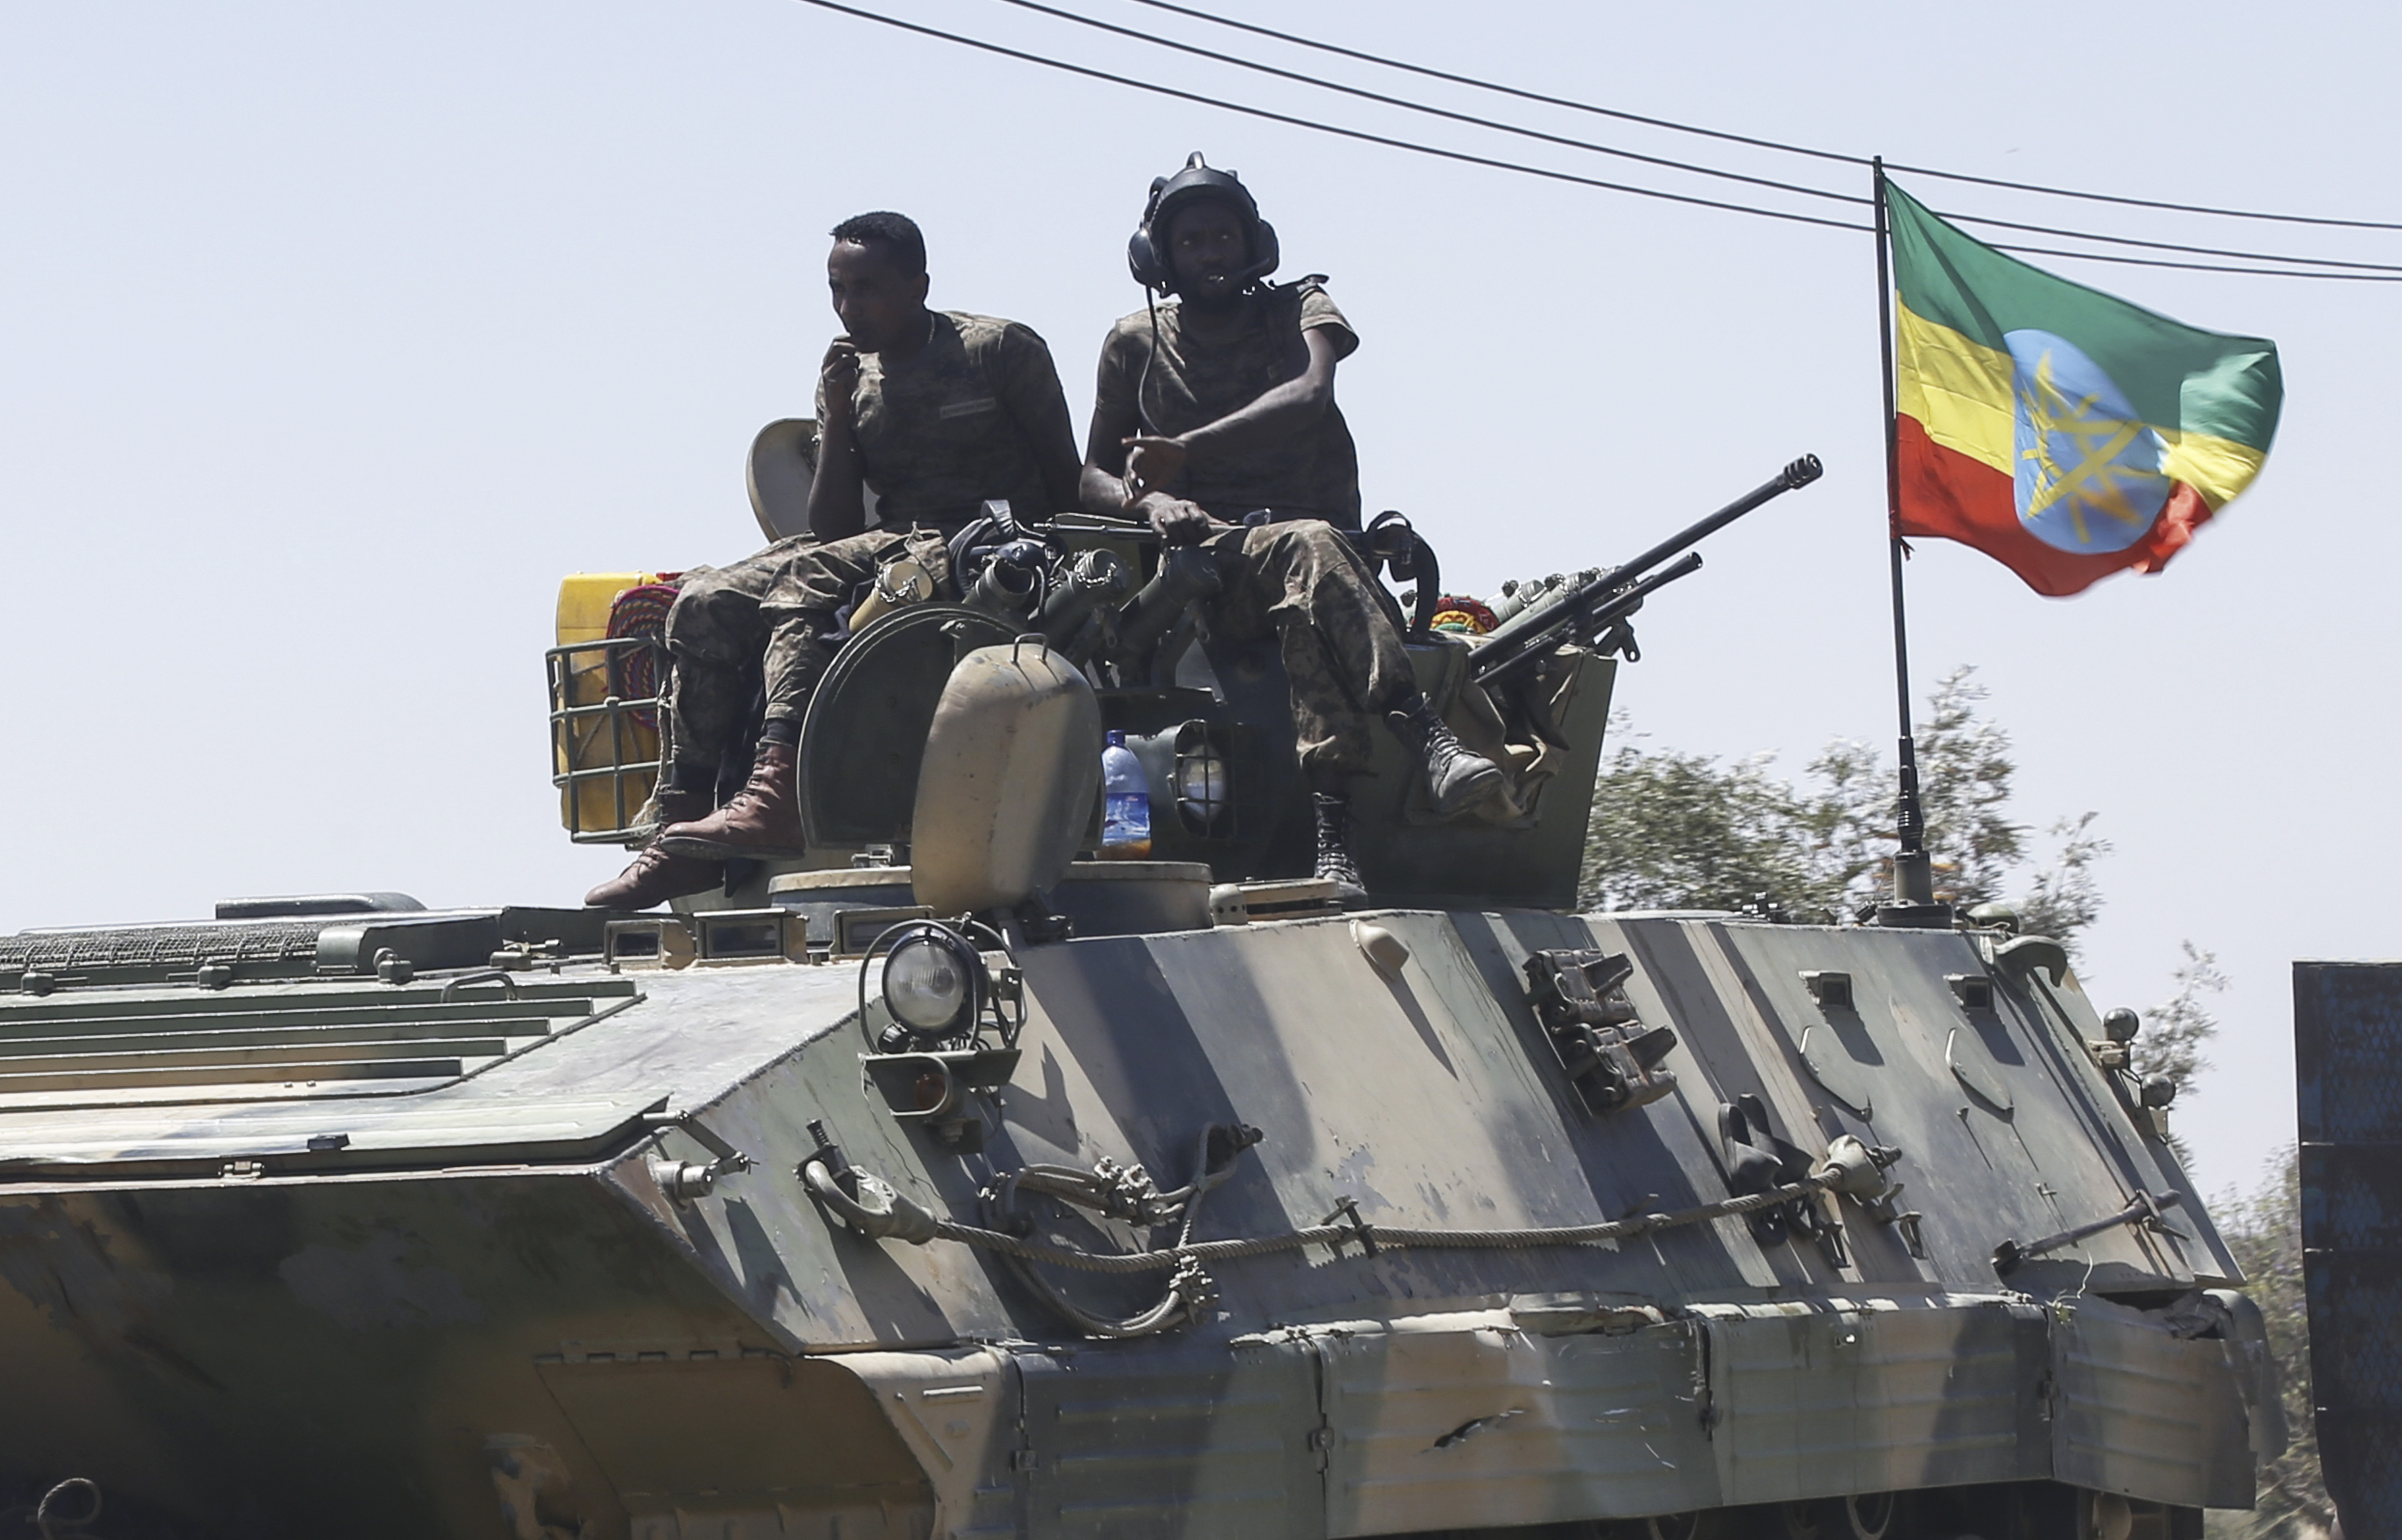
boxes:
[819,340,861,421]
[1143,495,1219,547]
[1122,434,1188,500]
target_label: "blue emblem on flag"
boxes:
[2005,329,2171,554]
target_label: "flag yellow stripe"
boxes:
[2157,429,2266,510]
[1896,300,2014,477]
[1897,299,2270,509]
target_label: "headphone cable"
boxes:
[1137,287,1164,440]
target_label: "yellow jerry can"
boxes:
[549,572,668,839]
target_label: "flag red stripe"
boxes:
[1894,415,2216,598]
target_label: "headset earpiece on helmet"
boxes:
[1126,152,1280,295]
[1125,175,1173,291]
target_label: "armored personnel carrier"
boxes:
[0,444,2281,1540]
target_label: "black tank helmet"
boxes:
[1126,152,1281,296]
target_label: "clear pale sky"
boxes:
[4,0,2394,1199]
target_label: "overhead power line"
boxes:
[784,0,2402,279]
[1001,0,2402,275]
[1990,244,2402,281]
[1119,0,1866,168]
[990,0,1866,209]
[1117,0,2402,233]
[1953,215,2402,273]
[784,0,1868,232]
[1888,163,2402,234]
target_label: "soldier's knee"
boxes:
[1244,520,1346,571]
[1260,519,1337,549]
[1292,523,1368,575]
[664,581,753,664]
[673,562,733,599]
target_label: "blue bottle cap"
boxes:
[1105,730,1126,746]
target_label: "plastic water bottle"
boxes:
[1100,731,1151,859]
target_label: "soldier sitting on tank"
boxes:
[587,210,1083,910]
[1078,154,1503,900]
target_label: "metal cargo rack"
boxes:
[547,633,667,843]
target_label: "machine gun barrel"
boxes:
[1471,553,1700,686]
[1467,454,1823,685]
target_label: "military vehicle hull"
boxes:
[0,906,2272,1538]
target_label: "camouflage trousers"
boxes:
[661,520,1406,778]
[661,527,940,768]
[1204,522,1415,777]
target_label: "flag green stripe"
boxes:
[1886,181,2282,452]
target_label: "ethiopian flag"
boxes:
[1886,180,2282,597]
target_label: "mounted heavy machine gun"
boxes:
[1468,453,1824,687]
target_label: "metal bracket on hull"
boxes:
[1523,948,1679,1114]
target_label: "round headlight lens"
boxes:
[883,933,973,1034]
[1173,745,1229,824]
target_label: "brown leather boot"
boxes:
[655,740,807,860]
[585,788,723,909]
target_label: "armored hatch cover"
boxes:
[798,603,1019,849]
[0,960,860,1178]
[0,903,621,992]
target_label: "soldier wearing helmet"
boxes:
[1079,155,1503,899]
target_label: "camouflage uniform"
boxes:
[846,312,1077,527]
[1202,522,1413,776]
[661,312,1074,772]
[1094,280,1396,773]
[662,527,949,761]
[1093,278,1361,527]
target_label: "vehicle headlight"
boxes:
[882,928,976,1036]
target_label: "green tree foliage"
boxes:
[2145,940,2225,1094]
[1572,744,1821,916]
[1581,667,2109,949]
[2140,942,2224,1170]
[2207,1148,2333,1540]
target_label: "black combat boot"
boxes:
[584,787,724,910]
[1386,695,1505,817]
[1312,793,1368,908]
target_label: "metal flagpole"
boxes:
[1874,157,1938,921]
